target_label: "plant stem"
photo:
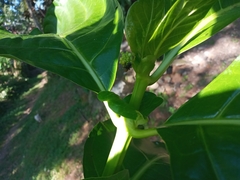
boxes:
[129,75,150,109]
[102,69,151,176]
[102,102,132,176]
[150,45,181,84]
[102,126,132,176]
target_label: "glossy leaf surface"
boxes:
[125,0,216,59]
[125,0,240,61]
[0,0,124,92]
[158,56,240,179]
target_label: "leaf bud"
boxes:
[119,51,135,71]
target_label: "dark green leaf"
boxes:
[83,119,170,179]
[29,28,42,35]
[98,91,138,119]
[0,0,124,92]
[158,56,240,179]
[123,138,171,180]
[84,170,129,180]
[97,91,120,101]
[124,91,163,117]
[83,120,116,178]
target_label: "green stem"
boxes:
[102,127,132,176]
[129,75,151,109]
[102,70,152,176]
[102,105,158,176]
[150,45,181,84]
[102,102,132,176]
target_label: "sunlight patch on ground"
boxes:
[21,71,48,98]
[69,121,93,147]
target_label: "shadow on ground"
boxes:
[0,72,106,180]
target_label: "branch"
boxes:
[24,0,43,32]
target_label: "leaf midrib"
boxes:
[152,3,194,56]
[163,119,240,127]
[63,37,106,91]
[199,126,220,179]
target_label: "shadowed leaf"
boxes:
[158,56,240,179]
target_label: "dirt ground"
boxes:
[113,18,240,125]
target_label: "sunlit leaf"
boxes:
[0,0,124,92]
[179,0,240,54]
[125,0,166,59]
[125,0,216,59]
[125,0,240,66]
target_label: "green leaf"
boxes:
[125,0,166,59]
[83,120,116,178]
[125,0,216,59]
[29,28,42,35]
[83,120,170,179]
[157,56,240,179]
[123,138,171,180]
[84,170,129,180]
[124,91,163,117]
[98,91,138,119]
[0,0,124,92]
[126,0,240,67]
[146,0,240,84]
[179,0,240,54]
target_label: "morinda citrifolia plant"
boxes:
[1,0,240,179]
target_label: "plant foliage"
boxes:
[0,0,124,92]
[1,0,240,179]
[158,57,240,179]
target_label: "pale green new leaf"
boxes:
[125,0,216,59]
[126,0,240,62]
[149,0,240,83]
[0,0,124,92]
[125,0,166,59]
